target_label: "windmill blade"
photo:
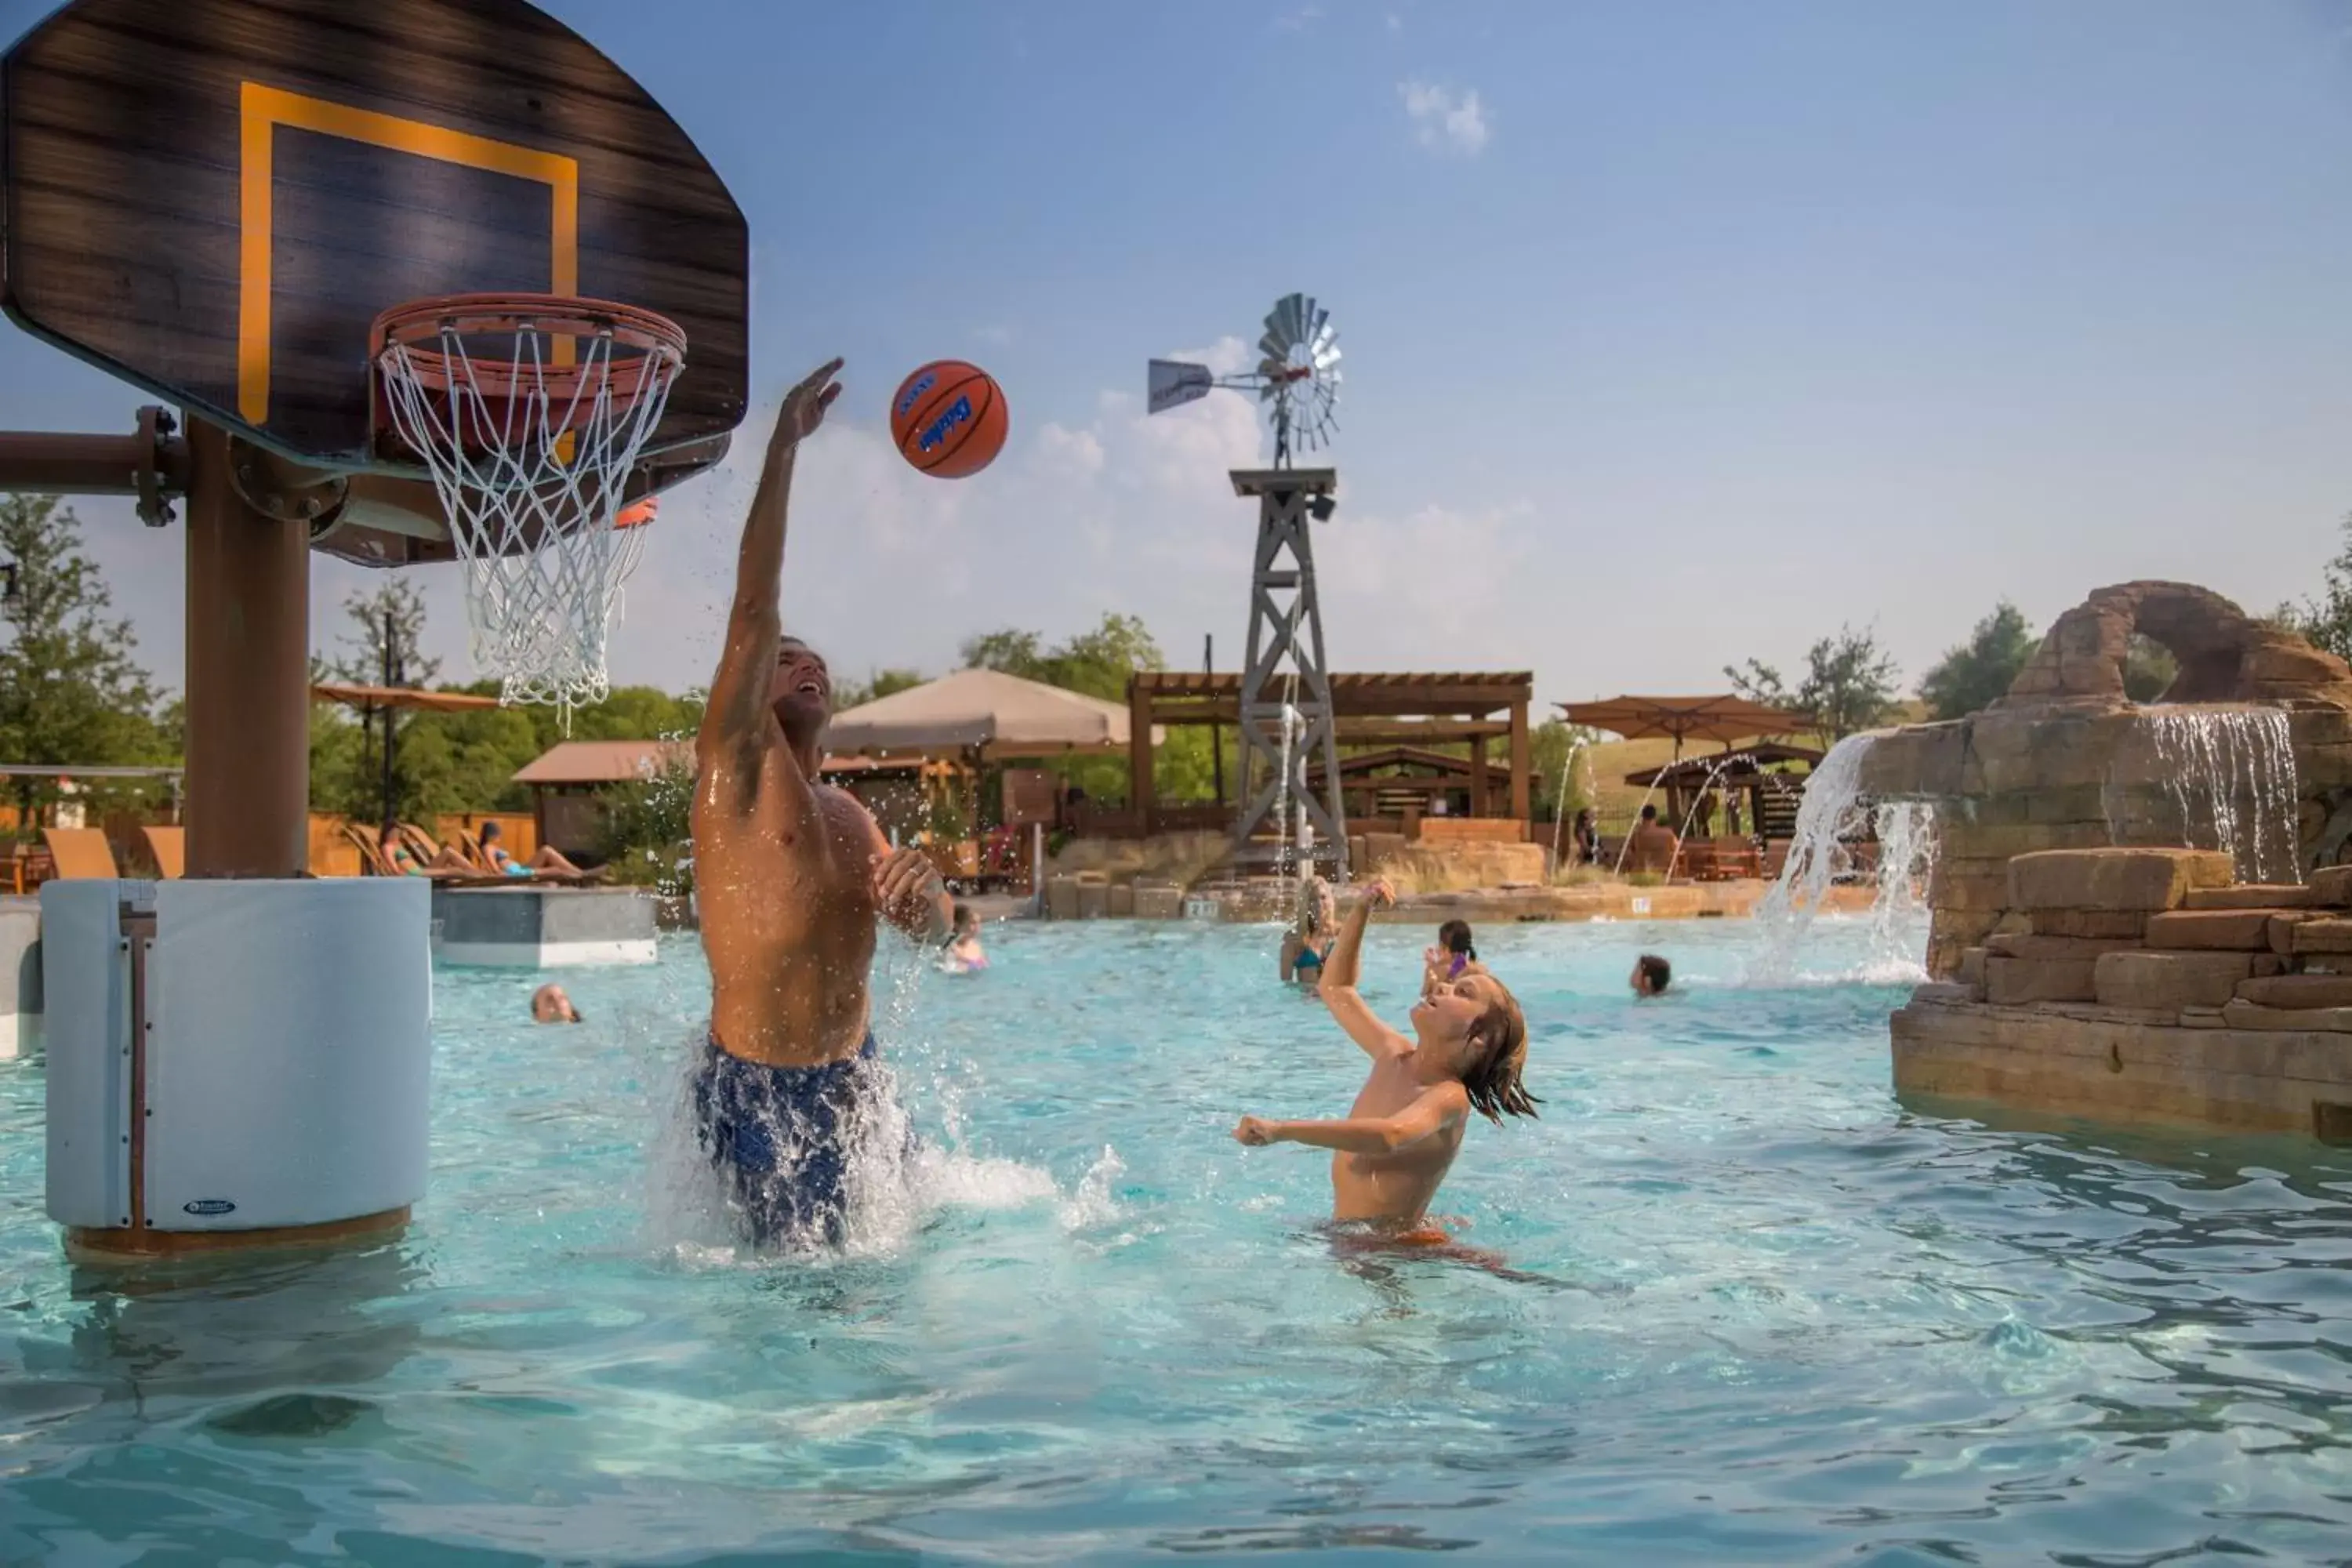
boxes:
[1148,359,1214,414]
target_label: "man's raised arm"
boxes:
[698,358,844,768]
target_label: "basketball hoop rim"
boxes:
[371,292,688,404]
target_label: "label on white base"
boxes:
[1631,898,1651,915]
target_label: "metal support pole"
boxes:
[183,420,311,878]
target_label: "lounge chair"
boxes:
[142,824,184,879]
[42,826,120,880]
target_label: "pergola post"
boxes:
[1469,737,1490,818]
[1127,677,1155,833]
[1508,697,1531,824]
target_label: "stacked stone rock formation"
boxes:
[1858,582,2352,978]
[1895,848,2352,1139]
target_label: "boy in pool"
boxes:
[1631,954,1671,996]
[1233,877,1537,1241]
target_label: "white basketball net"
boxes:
[377,310,684,723]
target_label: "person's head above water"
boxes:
[1639,804,1659,825]
[532,983,581,1024]
[771,634,832,753]
[952,902,979,938]
[1297,875,1337,935]
[1410,969,1537,1123]
[1632,954,1671,996]
[1436,918,1475,960]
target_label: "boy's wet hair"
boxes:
[1461,979,1538,1123]
[1637,953,1671,993]
[1438,918,1475,959]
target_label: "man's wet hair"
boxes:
[1636,953,1671,993]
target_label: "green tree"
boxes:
[1530,719,1599,822]
[2281,513,2352,662]
[833,667,925,710]
[1723,657,1791,710]
[2124,634,2178,702]
[0,495,172,829]
[1798,625,1902,740]
[314,579,441,823]
[1918,601,2038,720]
[1726,625,1901,742]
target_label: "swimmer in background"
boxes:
[940,902,989,974]
[1420,917,1486,999]
[1235,877,1537,1240]
[1631,953,1671,996]
[1279,875,1338,989]
[532,983,582,1024]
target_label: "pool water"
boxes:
[5,916,2352,1563]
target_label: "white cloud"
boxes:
[973,324,1014,347]
[1399,80,1490,155]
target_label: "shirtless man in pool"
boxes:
[692,358,953,1247]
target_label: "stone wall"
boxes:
[1892,848,2352,1139]
[1858,582,2352,978]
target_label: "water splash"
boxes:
[1744,733,1935,985]
[2140,709,2299,884]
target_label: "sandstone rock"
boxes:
[2220,998,2352,1033]
[1908,983,1978,1007]
[2237,974,2352,1009]
[2273,913,2319,955]
[2184,885,2319,911]
[2313,866,2352,907]
[2007,848,2234,913]
[2252,953,2287,978]
[2289,918,2352,956]
[2143,909,2290,950]
[2029,909,2150,939]
[2095,950,2252,1012]
[1987,932,2143,960]
[1984,956,2099,1005]
[1957,947,1988,992]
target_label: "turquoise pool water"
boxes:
[5,916,2352,1563]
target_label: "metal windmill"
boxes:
[1146,292,1350,877]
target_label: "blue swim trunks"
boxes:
[692,1033,883,1247]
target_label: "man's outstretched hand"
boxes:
[873,847,948,936]
[771,358,844,452]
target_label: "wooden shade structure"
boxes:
[1123,671,1535,836]
[1623,742,1823,838]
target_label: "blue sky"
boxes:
[7,0,2352,707]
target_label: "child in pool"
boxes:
[1279,876,1337,988]
[1420,917,1486,999]
[940,903,989,974]
[1234,877,1537,1240]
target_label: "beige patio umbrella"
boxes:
[822,668,1160,760]
[1558,694,1805,761]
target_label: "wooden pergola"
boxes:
[1123,671,1535,837]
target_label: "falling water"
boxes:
[1271,702,1300,880]
[2140,709,2299,884]
[1548,738,1593,873]
[1664,751,1751,880]
[1744,732,1936,985]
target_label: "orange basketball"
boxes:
[890,360,1008,478]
